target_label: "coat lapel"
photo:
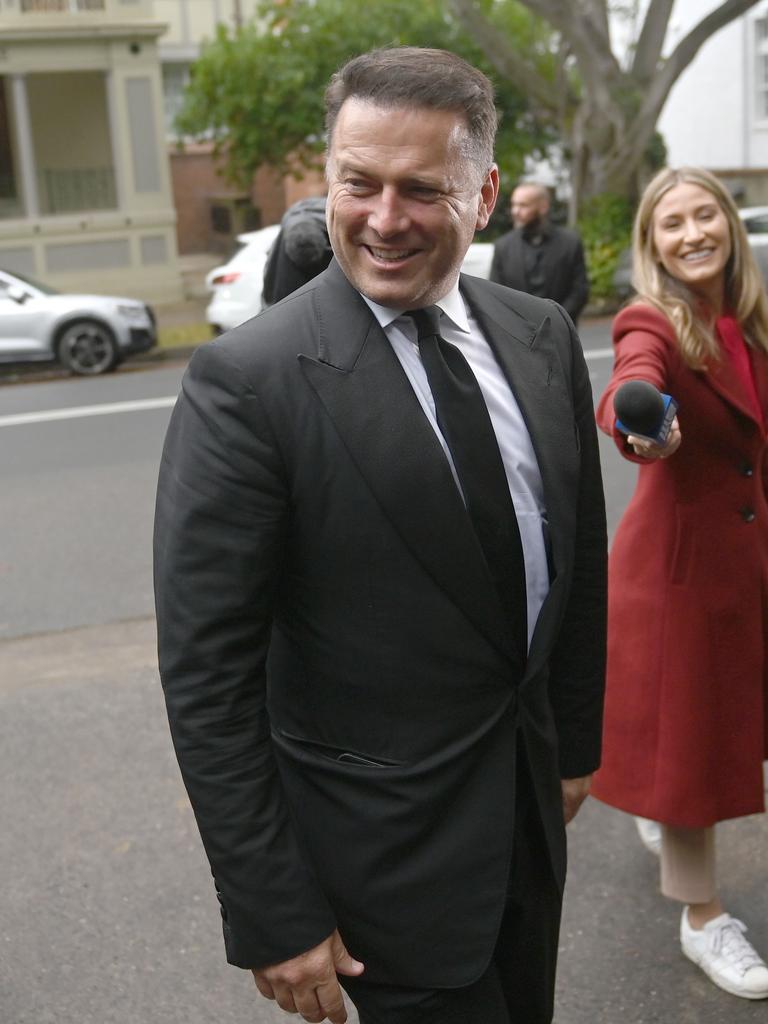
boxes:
[298,263,516,663]
[699,320,768,429]
[751,346,768,428]
[703,354,764,427]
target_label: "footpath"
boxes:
[2,614,766,1024]
[120,250,219,365]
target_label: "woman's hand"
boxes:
[627,416,681,459]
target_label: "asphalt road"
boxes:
[0,363,183,639]
[1,324,765,1024]
[0,323,631,640]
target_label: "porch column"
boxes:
[105,70,126,209]
[10,74,38,218]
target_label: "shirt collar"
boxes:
[360,279,471,334]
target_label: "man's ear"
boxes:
[476,165,500,230]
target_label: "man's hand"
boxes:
[251,929,364,1023]
[561,774,593,824]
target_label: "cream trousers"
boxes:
[660,764,768,903]
[660,825,716,904]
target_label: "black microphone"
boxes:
[614,380,678,444]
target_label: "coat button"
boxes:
[739,461,754,477]
[740,506,756,522]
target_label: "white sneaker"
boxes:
[634,816,661,856]
[680,907,768,999]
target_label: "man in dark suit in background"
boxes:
[490,182,590,323]
[154,47,606,1024]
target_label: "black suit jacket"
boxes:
[490,224,590,323]
[154,260,607,987]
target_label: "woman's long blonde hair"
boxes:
[631,166,768,368]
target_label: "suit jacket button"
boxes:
[739,461,754,477]
[740,506,756,522]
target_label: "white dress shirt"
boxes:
[361,282,549,648]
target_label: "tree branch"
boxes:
[579,0,611,43]
[631,0,675,82]
[448,0,563,114]
[516,0,579,37]
[640,0,760,128]
[519,0,623,88]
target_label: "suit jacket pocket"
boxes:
[275,729,404,769]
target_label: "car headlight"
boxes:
[116,304,147,321]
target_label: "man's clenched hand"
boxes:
[251,930,364,1023]
[561,774,593,824]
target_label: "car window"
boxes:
[0,269,57,294]
[743,214,768,235]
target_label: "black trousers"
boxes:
[341,756,563,1024]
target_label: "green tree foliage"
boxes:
[576,131,666,303]
[577,194,633,303]
[176,0,557,195]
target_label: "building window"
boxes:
[755,15,768,120]
[162,63,192,138]
[20,0,105,10]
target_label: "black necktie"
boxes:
[407,305,527,659]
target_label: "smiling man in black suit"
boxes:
[154,46,607,1024]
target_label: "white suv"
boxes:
[205,226,495,334]
[205,224,281,334]
[0,268,156,376]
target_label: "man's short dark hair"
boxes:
[325,47,498,177]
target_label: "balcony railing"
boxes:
[20,0,105,11]
[42,167,116,215]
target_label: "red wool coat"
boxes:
[591,304,768,828]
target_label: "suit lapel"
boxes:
[298,263,516,663]
[461,277,579,576]
[460,277,583,675]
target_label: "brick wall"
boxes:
[169,143,327,254]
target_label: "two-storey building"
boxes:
[0,0,182,301]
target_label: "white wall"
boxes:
[656,0,768,169]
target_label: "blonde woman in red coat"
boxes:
[593,167,768,1000]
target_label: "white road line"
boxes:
[0,348,613,428]
[0,396,177,428]
[583,348,613,361]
